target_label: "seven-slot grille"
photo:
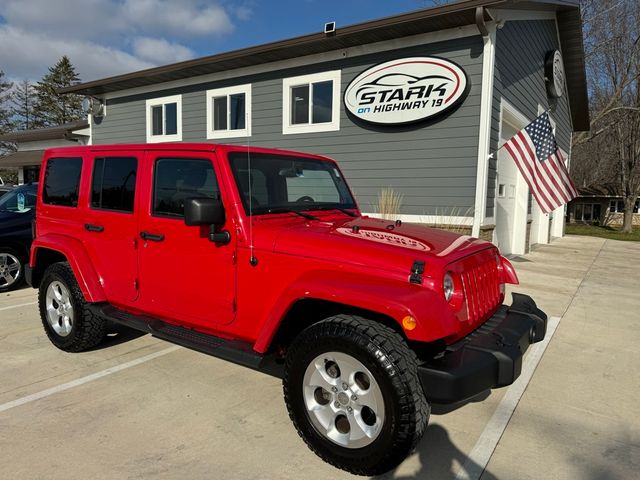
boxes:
[461,257,501,324]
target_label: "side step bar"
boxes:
[92,304,283,378]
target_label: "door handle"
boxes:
[85,223,104,232]
[140,231,165,242]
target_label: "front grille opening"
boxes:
[461,259,501,324]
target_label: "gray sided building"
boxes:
[61,0,588,255]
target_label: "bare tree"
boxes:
[572,0,640,232]
[0,70,16,155]
[11,80,38,130]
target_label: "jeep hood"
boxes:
[272,216,494,274]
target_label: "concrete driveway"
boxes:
[0,235,638,479]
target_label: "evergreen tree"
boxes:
[33,56,84,127]
[11,80,39,130]
[0,70,16,154]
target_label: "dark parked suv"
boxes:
[0,183,37,291]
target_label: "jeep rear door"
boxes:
[83,153,140,302]
[137,150,236,329]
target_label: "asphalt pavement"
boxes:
[0,235,637,479]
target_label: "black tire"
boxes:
[39,262,107,352]
[283,315,429,476]
[0,247,26,292]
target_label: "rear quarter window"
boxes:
[43,157,83,207]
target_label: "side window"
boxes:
[43,157,82,207]
[153,158,219,218]
[91,157,138,213]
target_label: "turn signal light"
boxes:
[402,315,417,331]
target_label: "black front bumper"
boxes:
[417,293,547,404]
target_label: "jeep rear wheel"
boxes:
[283,315,429,476]
[39,262,107,352]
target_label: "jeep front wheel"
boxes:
[39,262,107,352]
[283,315,429,476]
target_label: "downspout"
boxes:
[476,6,489,36]
[472,7,497,239]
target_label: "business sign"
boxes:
[336,227,430,251]
[343,57,469,125]
[545,49,565,99]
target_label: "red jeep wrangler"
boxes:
[27,144,546,476]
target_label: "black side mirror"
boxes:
[184,197,225,226]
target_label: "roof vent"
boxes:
[324,21,336,35]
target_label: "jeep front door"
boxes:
[137,151,236,328]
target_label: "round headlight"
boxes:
[443,272,454,302]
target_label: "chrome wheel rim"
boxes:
[0,253,21,288]
[45,281,74,337]
[302,351,385,449]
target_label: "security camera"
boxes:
[82,96,104,116]
[324,22,336,35]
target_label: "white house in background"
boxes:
[0,120,90,183]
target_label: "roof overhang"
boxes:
[0,120,89,143]
[58,0,588,130]
[0,150,44,167]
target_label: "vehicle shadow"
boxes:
[374,391,495,480]
[431,390,491,415]
[89,326,147,350]
[376,422,497,480]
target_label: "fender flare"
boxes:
[253,269,458,353]
[30,234,106,303]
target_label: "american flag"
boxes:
[502,112,578,214]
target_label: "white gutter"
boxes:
[472,7,497,238]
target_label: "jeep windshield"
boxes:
[228,152,356,216]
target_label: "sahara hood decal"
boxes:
[337,227,430,251]
[344,57,469,125]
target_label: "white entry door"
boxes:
[495,115,528,255]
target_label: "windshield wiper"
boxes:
[266,207,319,220]
[309,206,358,217]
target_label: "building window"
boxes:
[206,85,251,139]
[609,199,639,213]
[609,200,622,213]
[91,157,138,213]
[575,203,601,222]
[146,95,182,143]
[282,70,341,135]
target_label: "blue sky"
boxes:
[0,0,447,82]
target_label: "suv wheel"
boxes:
[283,315,429,476]
[0,248,25,292]
[39,262,107,352]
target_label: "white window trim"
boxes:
[282,70,341,135]
[472,24,497,238]
[206,84,252,139]
[146,94,182,143]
